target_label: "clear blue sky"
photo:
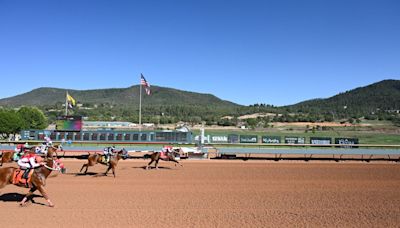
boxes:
[0,0,399,106]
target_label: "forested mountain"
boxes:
[0,85,244,124]
[0,85,239,108]
[286,80,400,119]
[0,80,399,125]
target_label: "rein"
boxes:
[43,164,60,171]
[43,158,61,171]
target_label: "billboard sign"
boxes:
[284,136,305,144]
[335,138,359,148]
[210,135,229,143]
[240,135,258,143]
[228,134,239,143]
[262,136,281,144]
[310,137,332,145]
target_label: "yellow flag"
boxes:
[67,93,76,107]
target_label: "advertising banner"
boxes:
[240,135,258,143]
[262,136,281,144]
[310,137,332,145]
[284,136,306,144]
[210,135,229,143]
[228,134,239,143]
[335,138,359,148]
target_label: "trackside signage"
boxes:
[310,137,332,145]
[240,135,258,143]
[228,134,239,143]
[285,137,305,144]
[262,136,281,144]
[210,135,228,143]
[335,138,359,148]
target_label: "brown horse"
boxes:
[0,151,15,166]
[0,155,64,207]
[0,144,63,167]
[79,148,128,177]
[45,144,63,158]
[146,150,183,170]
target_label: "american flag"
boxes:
[140,74,151,95]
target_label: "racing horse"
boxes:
[44,144,63,158]
[0,153,64,207]
[79,148,128,177]
[31,144,63,157]
[0,144,63,167]
[0,151,15,167]
[146,149,183,170]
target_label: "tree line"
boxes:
[0,107,47,134]
[1,100,399,135]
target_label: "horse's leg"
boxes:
[146,159,154,170]
[0,181,6,189]
[0,179,8,189]
[20,185,38,206]
[172,160,183,167]
[104,165,111,176]
[0,153,6,166]
[0,168,14,189]
[111,166,116,178]
[79,163,87,173]
[36,185,54,207]
[155,159,159,169]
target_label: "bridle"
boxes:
[43,158,62,171]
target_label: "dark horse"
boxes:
[0,153,64,207]
[146,149,183,170]
[79,148,128,177]
[0,144,63,167]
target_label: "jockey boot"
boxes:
[23,169,31,179]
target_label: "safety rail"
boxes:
[1,143,400,162]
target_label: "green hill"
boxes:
[0,80,399,124]
[0,85,243,124]
[0,85,239,108]
[286,79,400,117]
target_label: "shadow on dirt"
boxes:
[73,172,116,177]
[0,192,45,206]
[73,172,98,176]
[132,166,173,170]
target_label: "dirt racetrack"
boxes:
[0,159,399,228]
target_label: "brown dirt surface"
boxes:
[0,160,399,228]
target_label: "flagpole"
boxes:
[65,91,68,116]
[139,80,142,132]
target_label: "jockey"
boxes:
[44,136,53,147]
[103,146,115,162]
[160,146,173,158]
[15,144,25,153]
[37,137,52,154]
[17,153,44,179]
[162,146,173,153]
[14,144,26,161]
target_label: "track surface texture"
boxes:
[0,160,399,228]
